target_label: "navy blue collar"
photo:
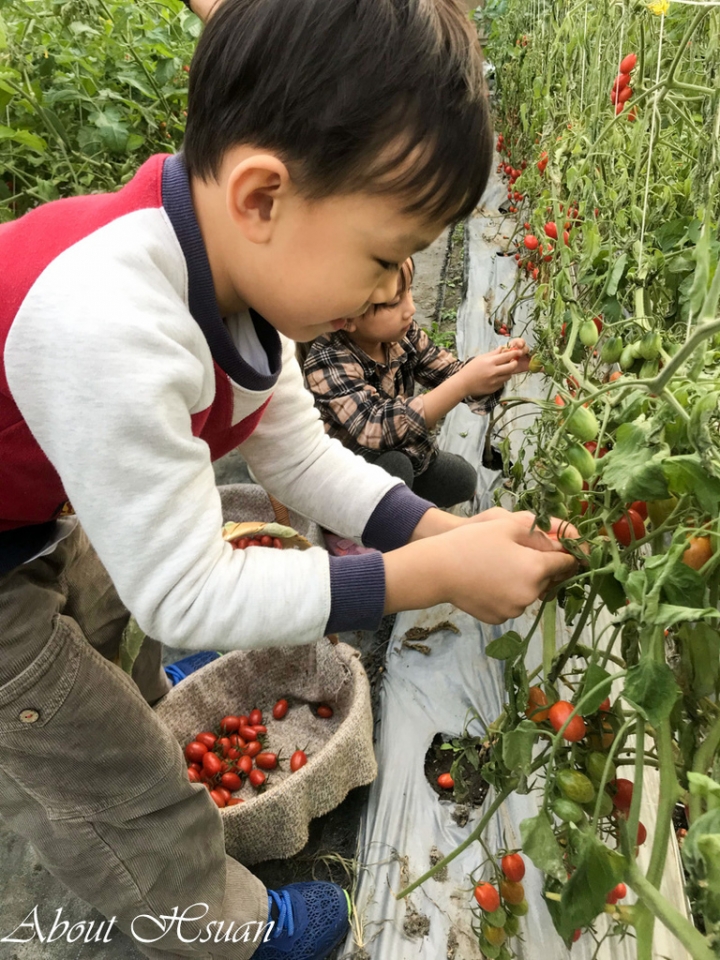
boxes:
[161,153,282,392]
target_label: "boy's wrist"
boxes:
[409,507,465,541]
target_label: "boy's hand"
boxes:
[461,345,528,395]
[385,515,577,624]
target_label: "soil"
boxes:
[424,732,491,807]
[430,221,466,354]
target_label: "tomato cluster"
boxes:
[472,853,528,955]
[231,535,284,550]
[183,699,334,807]
[609,53,638,118]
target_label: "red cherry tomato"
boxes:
[501,853,525,882]
[637,821,647,845]
[249,709,263,726]
[606,882,627,905]
[544,221,558,240]
[524,234,539,251]
[209,789,227,808]
[629,501,648,521]
[220,772,242,792]
[260,535,273,548]
[220,716,241,734]
[548,701,587,742]
[290,750,308,772]
[598,697,611,713]
[238,755,253,776]
[253,725,268,736]
[217,737,231,756]
[612,508,645,547]
[473,883,501,912]
[202,752,223,777]
[619,53,637,74]
[226,747,241,760]
[245,741,262,759]
[229,734,245,748]
[238,715,250,727]
[188,767,202,783]
[226,797,244,806]
[184,741,208,763]
[255,752,278,771]
[610,778,634,812]
[437,773,454,790]
[249,769,266,789]
[216,787,232,804]
[195,732,218,749]
[572,929,582,943]
[316,704,334,719]
[273,699,289,720]
[240,726,259,742]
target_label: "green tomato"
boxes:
[566,443,596,480]
[585,751,616,784]
[619,345,637,371]
[592,789,614,818]
[508,899,529,917]
[579,320,599,347]
[486,907,507,928]
[504,914,520,938]
[557,768,596,804]
[601,336,624,364]
[640,359,659,378]
[638,331,662,360]
[565,406,599,442]
[556,465,584,497]
[647,497,678,528]
[552,797,586,824]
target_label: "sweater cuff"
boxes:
[362,484,434,552]
[326,552,386,634]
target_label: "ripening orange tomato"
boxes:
[525,686,550,723]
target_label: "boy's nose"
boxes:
[403,293,415,320]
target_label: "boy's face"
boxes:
[209,152,443,342]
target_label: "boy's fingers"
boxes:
[537,550,578,587]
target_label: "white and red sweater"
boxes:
[0,154,432,649]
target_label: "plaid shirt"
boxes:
[304,320,501,474]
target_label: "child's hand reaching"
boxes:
[461,339,530,395]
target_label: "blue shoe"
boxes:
[253,882,351,960]
[163,651,221,686]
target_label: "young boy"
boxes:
[304,258,530,508]
[0,0,576,958]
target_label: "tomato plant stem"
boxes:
[689,710,720,823]
[548,585,598,683]
[542,599,557,681]
[627,861,715,960]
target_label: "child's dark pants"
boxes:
[371,450,477,508]
[0,526,267,959]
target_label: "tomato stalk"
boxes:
[689,710,720,823]
[548,585,598,683]
[627,861,715,960]
[542,598,557,682]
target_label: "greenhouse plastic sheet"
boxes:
[344,191,691,960]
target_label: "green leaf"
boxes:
[688,773,720,811]
[486,630,524,660]
[688,223,711,320]
[683,809,720,924]
[579,663,612,714]
[604,253,628,298]
[592,571,626,613]
[599,422,670,502]
[0,123,46,152]
[520,812,566,882]
[623,660,679,727]
[557,832,625,939]
[119,617,146,675]
[655,603,720,627]
[677,624,720,699]
[663,455,720,515]
[659,558,705,610]
[502,720,537,776]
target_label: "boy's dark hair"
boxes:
[184,0,492,223]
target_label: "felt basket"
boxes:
[153,484,377,865]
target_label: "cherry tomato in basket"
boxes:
[196,732,218,749]
[238,715,250,727]
[245,741,262,759]
[226,747,241,760]
[273,699,289,720]
[209,789,227,808]
[217,737,231,756]
[253,725,268,736]
[188,767,202,783]
[256,753,278,771]
[226,797,244,806]
[220,716,241,734]
[185,741,208,763]
[260,535,273,548]
[202,752,223,777]
[316,704,334,719]
[229,734,245,748]
[240,726,259,742]
[290,750,308,772]
[216,787,232,804]
[238,756,253,776]
[221,772,242,792]
[273,538,284,549]
[249,769,266,789]
[249,709,263,726]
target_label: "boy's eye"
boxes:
[376,259,400,272]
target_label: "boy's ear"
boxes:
[225,155,291,244]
